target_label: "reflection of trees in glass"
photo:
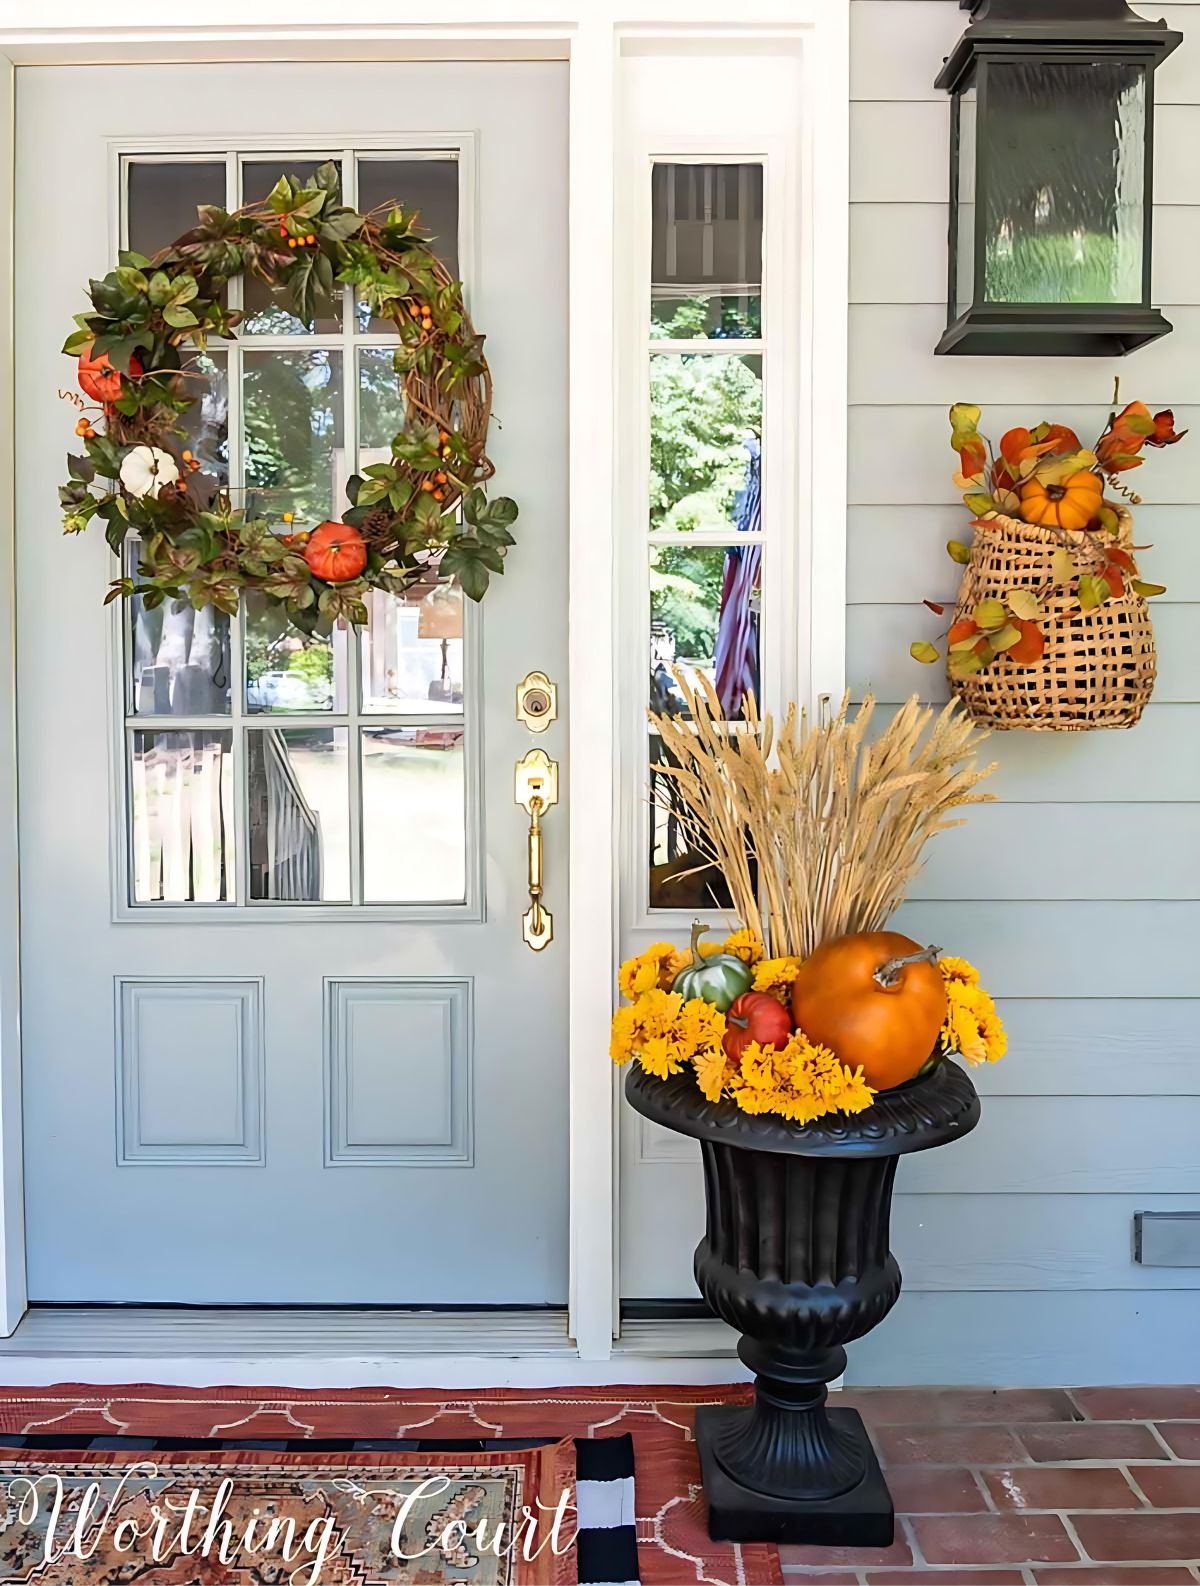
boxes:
[649,354,760,659]
[243,350,341,526]
[651,293,761,339]
[357,348,409,451]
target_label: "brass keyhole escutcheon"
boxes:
[516,671,558,733]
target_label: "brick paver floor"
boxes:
[780,1387,1200,1584]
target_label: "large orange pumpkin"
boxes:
[1018,470,1103,532]
[77,343,141,404]
[303,522,368,584]
[790,931,947,1092]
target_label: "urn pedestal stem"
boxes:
[624,1060,981,1546]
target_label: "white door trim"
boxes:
[0,0,850,1364]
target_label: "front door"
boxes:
[15,62,569,1304]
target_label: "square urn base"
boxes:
[695,1404,894,1547]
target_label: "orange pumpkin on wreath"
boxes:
[78,343,142,405]
[790,931,947,1092]
[303,522,368,584]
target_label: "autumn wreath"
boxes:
[60,162,516,629]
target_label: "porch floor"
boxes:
[782,1385,1200,1584]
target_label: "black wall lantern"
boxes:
[935,0,1181,356]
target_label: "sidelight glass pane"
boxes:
[247,727,350,902]
[650,163,763,339]
[130,730,234,903]
[244,591,349,714]
[127,160,226,261]
[651,543,760,722]
[981,61,1146,305]
[240,160,343,334]
[243,349,343,527]
[360,586,465,714]
[356,157,459,330]
[954,81,978,319]
[649,353,762,535]
[648,732,736,913]
[361,727,466,903]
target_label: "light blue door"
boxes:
[16,62,570,1303]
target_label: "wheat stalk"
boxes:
[651,676,996,957]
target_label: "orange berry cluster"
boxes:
[75,417,96,439]
[279,222,317,249]
[417,430,455,503]
[408,300,435,333]
[180,449,202,474]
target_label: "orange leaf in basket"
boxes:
[1007,618,1045,665]
[1102,563,1126,600]
[947,618,981,647]
[1106,545,1137,573]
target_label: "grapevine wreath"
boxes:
[60,162,517,629]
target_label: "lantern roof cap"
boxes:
[937,0,1181,92]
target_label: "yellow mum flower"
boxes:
[752,956,802,1001]
[618,943,680,1001]
[727,1032,876,1124]
[693,1044,737,1103]
[722,928,765,965]
[940,975,1006,1065]
[940,955,981,987]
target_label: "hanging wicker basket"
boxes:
[949,508,1156,732]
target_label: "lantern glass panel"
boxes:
[981,59,1147,306]
[954,77,978,319]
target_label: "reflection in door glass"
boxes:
[243,349,343,528]
[360,586,465,714]
[127,160,226,261]
[648,732,738,914]
[127,558,232,716]
[240,160,343,333]
[247,727,350,902]
[361,728,466,903]
[650,542,759,724]
[130,730,234,903]
[355,158,459,331]
[178,351,230,484]
[244,591,349,714]
[650,163,763,339]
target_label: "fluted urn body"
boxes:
[625,1061,981,1545]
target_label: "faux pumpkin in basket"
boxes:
[911,388,1185,732]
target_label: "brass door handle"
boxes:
[515,749,558,951]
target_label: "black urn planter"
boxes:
[624,1060,981,1546]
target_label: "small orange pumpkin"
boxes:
[303,522,368,584]
[790,931,947,1092]
[77,343,141,405]
[1018,469,1103,532]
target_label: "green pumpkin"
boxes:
[672,921,753,1012]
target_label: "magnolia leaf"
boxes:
[1097,504,1120,534]
[947,539,972,565]
[1005,588,1042,622]
[1077,573,1108,611]
[953,470,986,491]
[973,598,1007,631]
[963,492,995,516]
[1047,550,1076,588]
[910,641,940,664]
[923,599,946,616]
[949,651,986,678]
[1132,579,1167,598]
[950,633,986,653]
[994,487,1022,514]
[990,624,1022,653]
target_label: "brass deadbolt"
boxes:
[516,670,558,732]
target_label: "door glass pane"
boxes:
[361,727,466,903]
[982,61,1146,305]
[360,586,465,714]
[651,543,760,722]
[247,727,350,902]
[127,160,226,260]
[130,730,234,903]
[355,157,459,330]
[243,349,343,526]
[651,163,763,339]
[180,350,230,486]
[127,556,232,715]
[244,591,350,714]
[240,160,343,334]
[358,346,409,450]
[649,354,762,534]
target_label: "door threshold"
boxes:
[0,1308,747,1388]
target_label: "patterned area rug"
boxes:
[0,1385,782,1586]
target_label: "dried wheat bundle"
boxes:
[651,674,996,958]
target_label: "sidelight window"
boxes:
[117,148,476,914]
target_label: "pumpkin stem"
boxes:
[874,944,942,990]
[688,920,711,962]
[728,1014,749,1030]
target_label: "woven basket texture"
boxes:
[950,508,1156,732]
